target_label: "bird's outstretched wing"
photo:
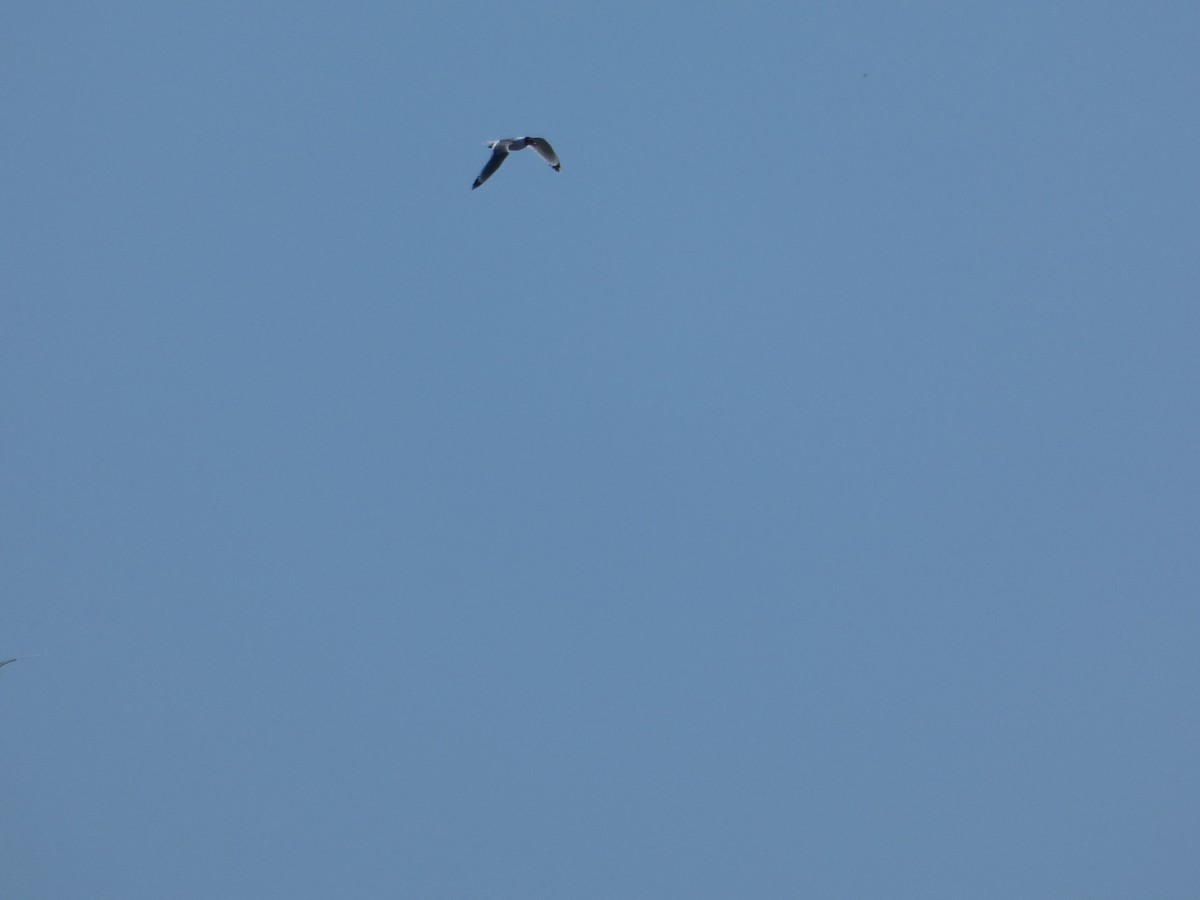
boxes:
[473,146,510,189]
[526,137,561,171]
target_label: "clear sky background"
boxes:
[2,3,1198,897]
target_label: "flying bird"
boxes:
[0,656,36,670]
[473,137,561,189]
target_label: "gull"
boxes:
[473,137,561,189]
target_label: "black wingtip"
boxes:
[553,164,561,171]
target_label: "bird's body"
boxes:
[473,136,561,189]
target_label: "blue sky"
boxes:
[3,3,1198,897]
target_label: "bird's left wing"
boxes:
[526,137,561,171]
[473,146,509,189]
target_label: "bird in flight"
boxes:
[0,656,37,669]
[473,137,561,189]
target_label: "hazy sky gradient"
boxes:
[3,3,1198,897]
